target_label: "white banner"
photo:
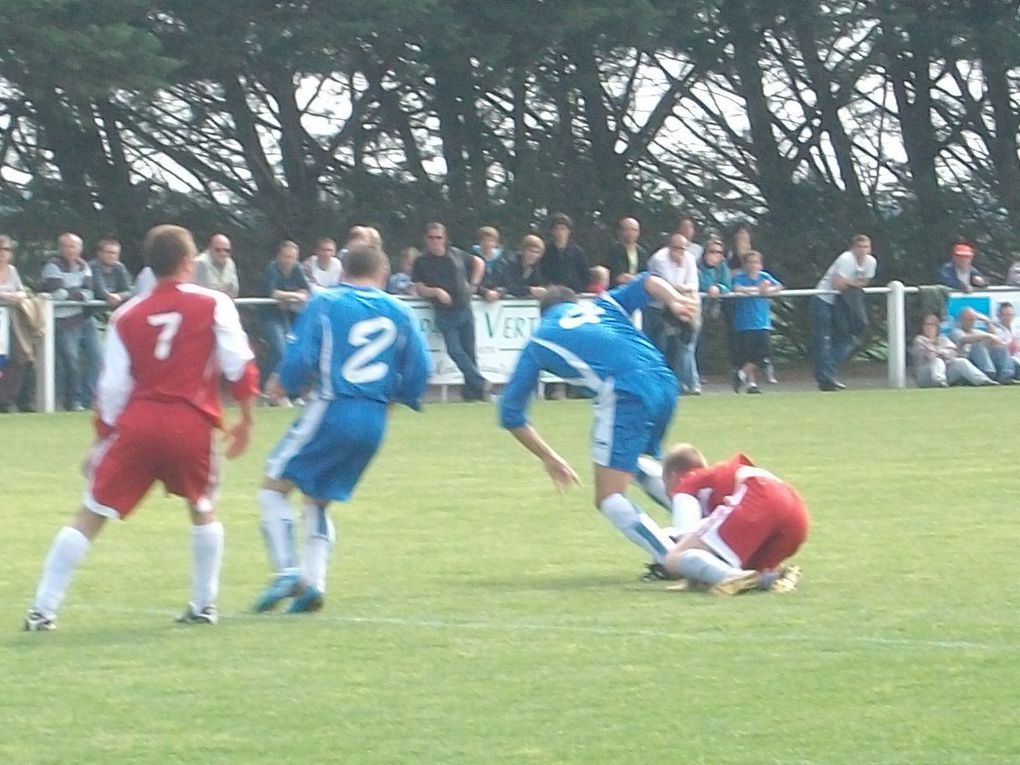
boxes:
[407,298,544,384]
[0,305,9,358]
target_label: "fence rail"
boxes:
[22,280,1017,412]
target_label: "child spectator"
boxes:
[586,265,610,294]
[387,247,419,295]
[731,251,782,394]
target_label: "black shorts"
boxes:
[735,329,771,366]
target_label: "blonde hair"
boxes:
[476,226,500,242]
[520,234,545,253]
[661,443,707,480]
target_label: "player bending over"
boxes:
[25,225,259,631]
[499,274,698,567]
[654,444,808,595]
[253,246,430,614]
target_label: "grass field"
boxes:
[2,389,1019,764]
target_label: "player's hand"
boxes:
[543,455,581,493]
[223,419,252,459]
[435,289,452,306]
[668,295,698,323]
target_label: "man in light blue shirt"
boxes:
[499,273,698,568]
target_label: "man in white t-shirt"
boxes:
[194,233,239,298]
[646,233,702,394]
[302,238,343,293]
[811,234,877,391]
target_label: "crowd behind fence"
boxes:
[9,282,1020,413]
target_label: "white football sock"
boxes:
[33,526,91,618]
[191,521,224,610]
[258,488,299,575]
[301,502,335,592]
[671,548,742,586]
[598,493,674,563]
[634,456,670,510]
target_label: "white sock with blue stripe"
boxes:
[258,488,299,576]
[599,493,674,563]
[302,502,335,592]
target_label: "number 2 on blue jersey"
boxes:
[342,316,397,383]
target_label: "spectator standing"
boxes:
[675,213,703,263]
[603,217,647,285]
[194,234,239,298]
[1005,254,1020,286]
[412,222,488,401]
[500,234,549,299]
[646,232,702,395]
[586,265,610,294]
[387,247,419,296]
[0,235,30,412]
[698,237,732,312]
[726,222,753,272]
[811,234,877,391]
[260,241,310,395]
[938,242,987,293]
[543,213,588,291]
[731,251,783,394]
[89,238,133,311]
[473,226,505,302]
[302,237,343,293]
[41,233,100,411]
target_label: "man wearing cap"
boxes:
[938,243,987,293]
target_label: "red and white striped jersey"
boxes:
[96,280,258,430]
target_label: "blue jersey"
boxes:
[732,271,780,331]
[500,273,674,429]
[278,284,431,408]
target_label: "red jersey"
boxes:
[96,281,258,431]
[669,452,755,518]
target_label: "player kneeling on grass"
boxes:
[24,225,259,631]
[253,246,430,614]
[635,445,807,595]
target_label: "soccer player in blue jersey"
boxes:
[253,246,431,613]
[499,273,699,567]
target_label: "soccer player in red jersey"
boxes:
[24,225,259,631]
[658,444,808,596]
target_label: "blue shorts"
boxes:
[590,374,677,472]
[265,397,387,502]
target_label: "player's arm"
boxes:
[500,347,580,492]
[642,274,700,323]
[94,316,134,437]
[277,298,322,397]
[211,294,258,456]
[670,493,703,535]
[394,313,432,410]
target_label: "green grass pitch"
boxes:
[2,389,1019,764]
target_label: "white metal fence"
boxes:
[19,280,1019,413]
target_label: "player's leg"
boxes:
[663,533,758,596]
[26,507,107,631]
[633,455,670,510]
[593,389,677,564]
[252,477,303,612]
[177,505,224,625]
[27,426,155,630]
[287,497,334,613]
[595,468,675,564]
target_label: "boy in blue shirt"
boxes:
[254,246,431,613]
[731,251,782,394]
[499,274,698,568]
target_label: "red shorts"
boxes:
[697,476,809,570]
[85,402,220,519]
